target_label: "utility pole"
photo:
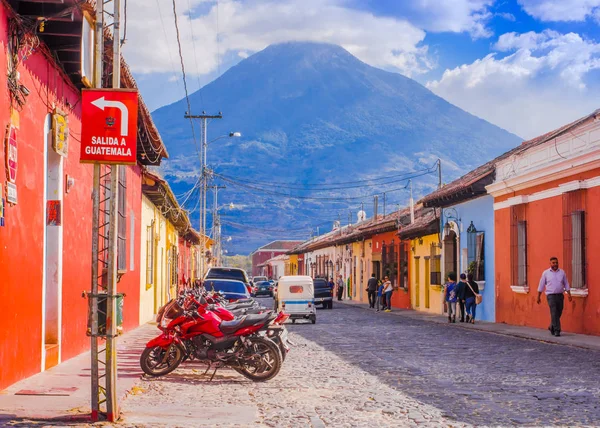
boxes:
[383,192,386,218]
[438,158,442,189]
[210,185,226,266]
[90,0,121,421]
[409,179,415,224]
[184,112,222,277]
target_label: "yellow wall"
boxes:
[410,233,444,314]
[140,196,170,324]
[166,222,178,301]
[288,254,298,275]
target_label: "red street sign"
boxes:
[80,89,138,164]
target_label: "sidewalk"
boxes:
[0,322,157,425]
[339,299,600,352]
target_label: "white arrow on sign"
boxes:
[91,96,129,137]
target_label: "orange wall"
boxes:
[371,231,411,309]
[0,4,142,389]
[495,185,600,335]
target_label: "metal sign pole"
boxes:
[90,0,104,421]
[105,0,121,420]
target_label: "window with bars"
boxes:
[563,190,586,289]
[170,245,178,286]
[146,224,154,286]
[467,222,485,281]
[430,243,441,285]
[117,167,127,271]
[510,204,528,286]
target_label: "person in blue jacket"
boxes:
[444,272,458,323]
[376,281,385,312]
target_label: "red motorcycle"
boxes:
[141,294,289,382]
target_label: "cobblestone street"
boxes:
[118,298,600,427]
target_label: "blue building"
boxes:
[420,163,496,322]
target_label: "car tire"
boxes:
[328,301,333,309]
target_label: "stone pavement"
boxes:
[340,299,600,352]
[0,322,156,426]
[1,298,600,427]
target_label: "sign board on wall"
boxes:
[47,200,62,226]
[52,108,69,157]
[5,125,17,182]
[6,182,17,205]
[80,89,138,164]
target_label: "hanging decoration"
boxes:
[52,108,69,157]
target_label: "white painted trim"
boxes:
[494,176,600,210]
[41,115,49,371]
[487,154,600,197]
[570,288,589,297]
[510,285,529,294]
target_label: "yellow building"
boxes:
[287,254,298,275]
[398,208,443,315]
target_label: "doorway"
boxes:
[414,257,420,307]
[42,114,63,370]
[443,230,458,278]
[424,258,430,309]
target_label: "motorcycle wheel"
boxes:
[234,337,282,382]
[140,345,183,377]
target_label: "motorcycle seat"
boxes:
[225,302,257,310]
[219,313,272,335]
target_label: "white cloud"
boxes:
[123,0,431,79]
[427,30,600,139]
[396,0,495,38]
[517,0,600,22]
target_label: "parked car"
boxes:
[254,281,274,297]
[205,267,252,293]
[204,279,251,302]
[253,276,268,283]
[313,278,333,309]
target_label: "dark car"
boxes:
[254,281,273,297]
[313,278,333,309]
[204,279,251,302]
[205,267,252,293]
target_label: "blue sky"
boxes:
[123,0,600,139]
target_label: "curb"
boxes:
[338,300,600,352]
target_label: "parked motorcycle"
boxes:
[141,292,289,381]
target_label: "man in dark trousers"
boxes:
[456,273,467,322]
[537,257,572,337]
[367,273,378,308]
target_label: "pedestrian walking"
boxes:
[464,273,480,323]
[444,272,458,323]
[328,277,335,296]
[537,257,572,337]
[376,281,384,312]
[382,276,393,312]
[366,273,378,308]
[336,274,345,301]
[456,273,467,322]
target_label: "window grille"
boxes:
[146,224,154,285]
[467,222,485,281]
[117,167,127,271]
[563,190,586,289]
[430,243,441,285]
[510,205,527,286]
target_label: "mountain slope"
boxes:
[152,42,521,254]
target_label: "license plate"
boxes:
[316,298,323,302]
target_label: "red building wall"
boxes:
[371,231,411,309]
[252,250,280,277]
[495,169,600,336]
[0,4,141,389]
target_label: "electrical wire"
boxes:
[186,0,204,104]
[155,0,179,88]
[217,169,433,201]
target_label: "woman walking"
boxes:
[444,272,458,323]
[382,276,393,312]
[464,273,480,323]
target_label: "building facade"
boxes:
[488,110,600,335]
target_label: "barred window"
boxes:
[510,205,527,286]
[117,167,127,271]
[430,243,441,285]
[563,190,586,289]
[467,222,485,282]
[146,224,154,286]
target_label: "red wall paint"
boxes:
[252,251,285,277]
[495,183,600,336]
[371,231,411,309]
[0,5,142,389]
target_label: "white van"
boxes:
[275,275,316,324]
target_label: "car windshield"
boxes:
[313,280,329,289]
[257,281,271,287]
[205,280,248,294]
[253,277,267,282]
[206,269,246,282]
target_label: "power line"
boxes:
[154,0,179,88]
[217,170,433,201]
[186,0,204,105]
